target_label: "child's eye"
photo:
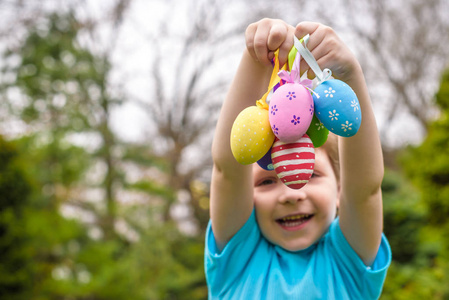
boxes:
[311,171,321,178]
[257,178,277,186]
[309,172,320,181]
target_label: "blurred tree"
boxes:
[337,0,449,147]
[0,11,129,297]
[6,0,449,298]
[382,169,425,264]
[381,68,449,299]
[0,136,33,299]
[9,11,124,239]
[380,169,435,299]
[140,0,235,229]
[402,69,449,224]
[0,6,209,298]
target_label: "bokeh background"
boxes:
[1,0,449,299]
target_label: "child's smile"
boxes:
[276,213,314,231]
[253,148,339,251]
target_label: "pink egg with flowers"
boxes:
[271,134,315,190]
[269,83,314,143]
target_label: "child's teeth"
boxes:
[282,214,309,221]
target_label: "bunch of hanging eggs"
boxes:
[230,44,362,190]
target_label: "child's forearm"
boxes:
[338,66,384,265]
[212,49,272,173]
[339,67,384,201]
[210,19,295,250]
[210,49,272,249]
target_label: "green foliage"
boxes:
[436,70,449,110]
[382,169,425,264]
[0,138,32,211]
[127,180,176,202]
[13,134,91,194]
[401,128,449,226]
[401,69,449,227]
[122,144,170,170]
[0,136,33,299]
[0,10,209,299]
[380,169,446,299]
[126,223,207,300]
[381,68,449,299]
[8,12,109,131]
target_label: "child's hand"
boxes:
[245,18,296,68]
[295,22,362,84]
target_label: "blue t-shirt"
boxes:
[205,210,391,299]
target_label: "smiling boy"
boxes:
[205,19,391,299]
[252,138,339,252]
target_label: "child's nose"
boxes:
[277,184,307,204]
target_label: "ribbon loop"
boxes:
[276,48,318,98]
[277,49,314,89]
[277,70,295,84]
[257,49,287,108]
[321,68,333,82]
[294,35,332,84]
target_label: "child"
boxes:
[205,18,391,299]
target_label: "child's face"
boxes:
[252,148,339,252]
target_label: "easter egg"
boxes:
[231,106,276,165]
[257,146,274,171]
[313,79,361,137]
[269,83,314,143]
[306,114,329,148]
[271,134,315,190]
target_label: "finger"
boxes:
[295,21,321,45]
[296,23,335,78]
[277,25,295,68]
[267,23,287,51]
[253,23,272,66]
[296,22,320,76]
[267,24,287,67]
[313,44,334,68]
[245,22,258,61]
[301,45,332,80]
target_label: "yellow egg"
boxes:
[230,106,275,165]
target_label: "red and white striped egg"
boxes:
[271,134,315,189]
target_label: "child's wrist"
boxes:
[341,62,365,90]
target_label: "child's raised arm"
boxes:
[210,19,295,251]
[296,22,384,266]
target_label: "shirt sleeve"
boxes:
[204,210,263,294]
[328,218,392,299]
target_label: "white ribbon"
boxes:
[294,35,332,84]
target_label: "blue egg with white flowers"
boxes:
[312,79,361,137]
